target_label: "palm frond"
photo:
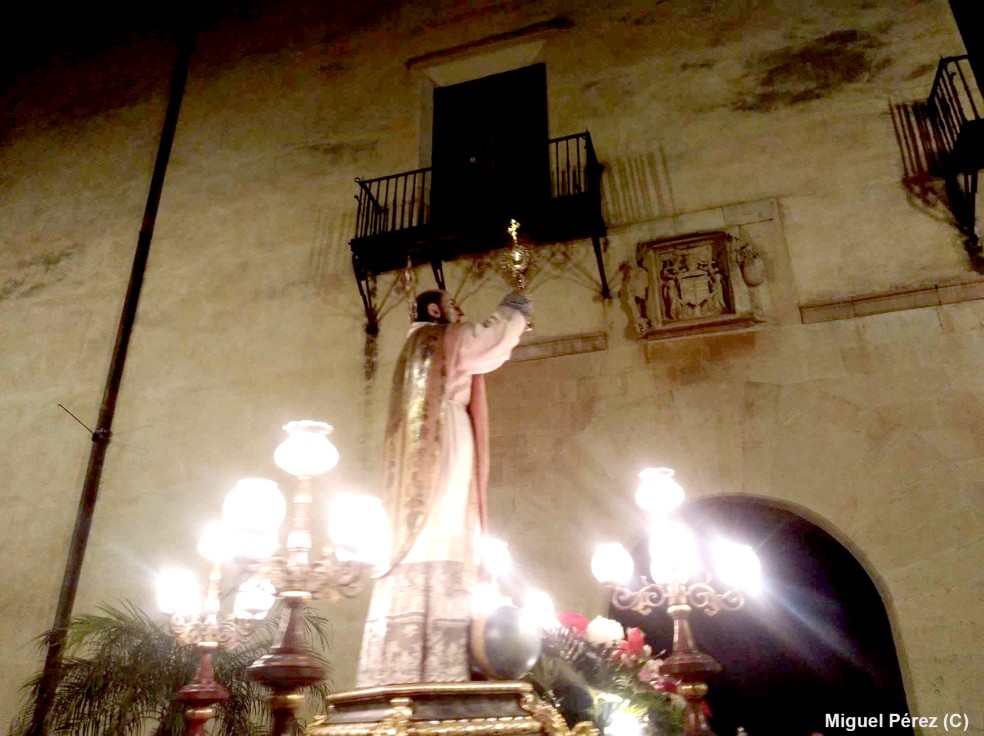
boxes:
[8,601,334,736]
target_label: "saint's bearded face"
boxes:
[426,291,463,324]
[440,293,464,323]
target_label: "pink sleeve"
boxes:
[454,307,527,375]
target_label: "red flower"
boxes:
[556,611,590,634]
[653,678,677,693]
[617,627,646,656]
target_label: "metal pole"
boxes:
[26,23,195,736]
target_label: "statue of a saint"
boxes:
[355,289,532,687]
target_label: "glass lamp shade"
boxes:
[222,478,286,536]
[635,467,685,514]
[234,578,277,620]
[648,520,700,584]
[328,494,390,565]
[591,543,634,585]
[713,541,762,593]
[197,521,232,563]
[156,568,201,616]
[273,420,339,478]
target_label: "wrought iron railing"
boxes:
[927,55,983,169]
[354,167,431,240]
[549,132,600,198]
[353,132,599,241]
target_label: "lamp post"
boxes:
[591,468,761,736]
[222,420,387,736]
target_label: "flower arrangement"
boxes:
[529,613,685,736]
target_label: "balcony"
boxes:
[924,55,984,266]
[927,55,984,173]
[350,132,607,332]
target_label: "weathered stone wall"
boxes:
[0,0,980,730]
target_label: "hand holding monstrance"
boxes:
[500,219,534,329]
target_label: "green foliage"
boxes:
[8,602,333,736]
[528,626,684,736]
[529,655,684,736]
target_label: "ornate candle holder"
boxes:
[157,559,267,736]
[224,421,387,735]
[161,420,387,736]
[592,468,761,736]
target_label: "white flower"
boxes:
[669,694,687,711]
[584,616,625,645]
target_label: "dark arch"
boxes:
[611,496,913,736]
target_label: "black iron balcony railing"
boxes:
[350,131,607,333]
[353,132,601,243]
[924,55,984,268]
[927,55,984,172]
[355,167,431,241]
[549,131,599,198]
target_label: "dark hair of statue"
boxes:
[415,290,446,322]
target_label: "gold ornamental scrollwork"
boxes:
[307,683,594,736]
[519,692,599,736]
[371,698,414,736]
[609,580,745,617]
[318,717,542,736]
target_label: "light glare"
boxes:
[196,521,231,563]
[605,708,644,736]
[223,478,286,535]
[471,582,510,616]
[156,568,201,616]
[591,543,634,585]
[635,467,685,514]
[329,494,390,565]
[649,520,700,584]
[480,537,512,578]
[713,541,762,593]
[523,589,558,629]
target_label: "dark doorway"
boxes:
[613,498,913,736]
[431,64,550,239]
[950,0,984,85]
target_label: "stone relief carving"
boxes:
[738,243,766,286]
[621,232,765,338]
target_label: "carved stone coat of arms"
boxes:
[622,231,765,338]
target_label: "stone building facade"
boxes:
[0,0,980,731]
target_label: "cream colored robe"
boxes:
[356,304,527,687]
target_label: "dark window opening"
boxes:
[431,63,549,233]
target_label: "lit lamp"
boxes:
[156,522,276,736]
[222,421,386,736]
[591,468,761,736]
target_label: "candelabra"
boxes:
[157,538,274,735]
[591,468,762,736]
[235,421,387,735]
[159,420,387,736]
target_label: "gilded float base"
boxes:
[306,681,598,736]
